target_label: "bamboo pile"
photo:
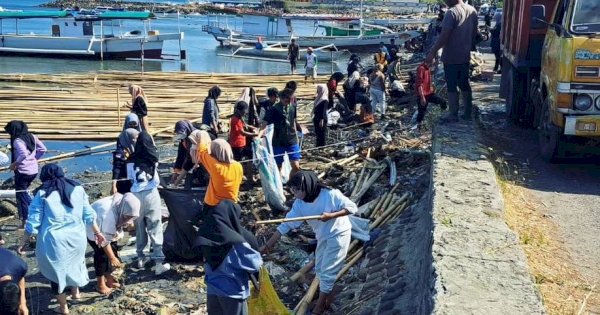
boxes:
[0,71,326,140]
[291,158,411,314]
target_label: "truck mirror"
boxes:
[531,5,547,29]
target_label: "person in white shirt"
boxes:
[261,170,357,315]
[304,47,318,84]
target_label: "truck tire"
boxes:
[506,66,521,122]
[538,98,564,162]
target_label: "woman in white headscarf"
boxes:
[343,71,361,112]
[313,84,329,147]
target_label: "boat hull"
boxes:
[0,34,180,59]
[233,46,349,62]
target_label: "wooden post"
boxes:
[117,87,121,127]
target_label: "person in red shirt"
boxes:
[413,62,447,129]
[326,72,345,107]
[229,101,258,180]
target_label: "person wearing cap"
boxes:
[304,47,318,85]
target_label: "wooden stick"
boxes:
[351,162,388,203]
[296,278,320,315]
[255,215,322,225]
[117,87,121,127]
[290,260,315,282]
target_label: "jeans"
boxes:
[370,88,386,115]
[14,171,37,222]
[443,63,472,94]
[416,93,447,123]
[207,294,248,315]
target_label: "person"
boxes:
[197,200,262,315]
[87,193,140,295]
[387,38,398,58]
[260,171,357,315]
[285,81,299,108]
[343,71,360,113]
[4,121,47,226]
[490,11,502,73]
[484,10,492,27]
[387,54,403,83]
[0,248,28,315]
[304,47,318,85]
[229,101,258,180]
[129,131,171,275]
[260,88,302,179]
[313,84,329,147]
[378,41,389,57]
[347,54,361,77]
[112,114,140,194]
[412,62,448,130]
[19,164,106,315]
[255,36,264,50]
[374,46,388,73]
[288,38,300,74]
[425,0,478,123]
[128,85,150,131]
[326,72,345,108]
[203,86,222,137]
[171,120,197,186]
[369,64,387,117]
[259,87,278,121]
[191,130,243,208]
[237,88,260,129]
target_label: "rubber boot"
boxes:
[461,91,473,120]
[440,92,459,124]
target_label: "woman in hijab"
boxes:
[129,131,171,276]
[112,118,140,194]
[18,164,105,315]
[171,120,197,186]
[343,71,361,113]
[202,86,222,137]
[197,200,262,315]
[313,84,329,147]
[237,88,260,128]
[190,130,243,208]
[261,170,357,315]
[490,12,503,73]
[128,85,150,131]
[4,120,47,226]
[326,72,345,107]
[87,193,141,295]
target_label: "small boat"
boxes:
[221,42,350,63]
[0,10,184,60]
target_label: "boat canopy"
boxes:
[0,10,71,19]
[95,11,156,20]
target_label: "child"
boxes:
[229,101,258,180]
[304,48,318,85]
[412,62,447,130]
[261,171,357,315]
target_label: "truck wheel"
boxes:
[538,99,564,162]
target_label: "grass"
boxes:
[494,156,599,315]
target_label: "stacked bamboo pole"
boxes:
[0,72,326,140]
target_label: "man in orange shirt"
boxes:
[412,62,447,130]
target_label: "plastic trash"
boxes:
[0,152,9,167]
[253,137,288,213]
[349,215,371,242]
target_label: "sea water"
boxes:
[0,0,342,74]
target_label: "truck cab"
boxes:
[500,0,600,161]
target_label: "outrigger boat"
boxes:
[220,42,350,63]
[0,10,184,60]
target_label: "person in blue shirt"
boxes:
[202,86,222,137]
[0,248,28,315]
[261,170,357,315]
[197,200,262,315]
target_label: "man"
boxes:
[304,48,317,84]
[425,0,478,123]
[0,248,28,315]
[260,88,303,179]
[387,38,398,60]
[259,87,278,121]
[287,39,299,74]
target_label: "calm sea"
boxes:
[0,0,341,74]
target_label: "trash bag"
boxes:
[159,188,206,261]
[253,132,288,213]
[248,267,291,315]
[264,124,292,184]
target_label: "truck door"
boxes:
[541,0,567,107]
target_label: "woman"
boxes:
[112,115,140,194]
[19,164,106,315]
[229,102,258,182]
[261,170,357,315]
[128,85,150,131]
[490,12,503,73]
[346,54,361,77]
[202,86,222,137]
[237,88,260,128]
[326,72,345,107]
[313,85,329,147]
[369,64,387,116]
[190,130,243,208]
[171,120,197,186]
[197,200,262,315]
[343,71,361,113]
[129,131,171,275]
[4,120,47,226]
[87,193,140,295]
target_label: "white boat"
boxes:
[221,42,350,62]
[203,14,415,52]
[0,10,184,60]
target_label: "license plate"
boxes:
[576,122,597,132]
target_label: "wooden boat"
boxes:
[0,10,184,60]
[221,42,350,62]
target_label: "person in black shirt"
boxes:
[111,115,140,194]
[0,248,28,315]
[260,88,303,179]
[288,39,300,74]
[313,84,329,147]
[128,84,150,131]
[347,54,361,77]
[259,87,279,121]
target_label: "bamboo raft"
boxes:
[0,71,327,140]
